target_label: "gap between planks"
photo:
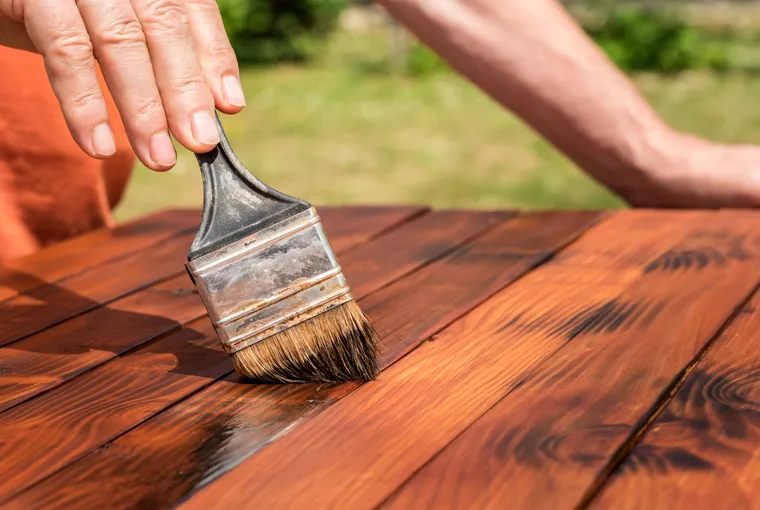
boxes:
[0,207,515,505]
[0,206,427,348]
[0,206,431,414]
[174,210,760,510]
[375,209,760,510]
[576,277,760,510]
[585,249,760,508]
[3,211,604,509]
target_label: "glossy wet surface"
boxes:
[2,207,759,510]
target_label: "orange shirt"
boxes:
[0,47,135,263]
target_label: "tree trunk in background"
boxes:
[389,18,408,73]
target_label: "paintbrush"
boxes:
[185,113,379,383]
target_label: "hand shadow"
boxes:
[0,269,227,388]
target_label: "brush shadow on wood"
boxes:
[0,206,428,413]
[3,212,603,510]
[0,209,517,506]
[0,209,200,303]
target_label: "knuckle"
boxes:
[6,0,24,21]
[173,75,208,96]
[134,96,163,120]
[141,0,189,34]
[96,14,146,47]
[48,28,93,65]
[69,88,104,111]
[202,39,234,61]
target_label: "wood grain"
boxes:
[367,211,606,367]
[0,209,199,303]
[590,272,760,509]
[0,275,207,413]
[0,206,428,414]
[0,206,424,347]
[174,211,751,510]
[5,212,603,510]
[380,210,760,510]
[338,209,513,298]
[0,230,197,346]
[0,210,511,505]
[0,316,224,504]
[315,205,428,252]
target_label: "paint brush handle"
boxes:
[188,113,310,261]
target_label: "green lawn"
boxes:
[114,28,760,221]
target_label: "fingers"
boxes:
[0,2,35,51]
[23,0,115,159]
[185,0,245,114]
[17,0,243,167]
[76,0,175,170]
[130,0,219,154]
[0,15,35,52]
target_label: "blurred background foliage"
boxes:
[213,0,760,74]
[216,0,351,64]
[583,4,731,71]
[115,1,760,219]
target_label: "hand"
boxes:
[0,0,245,171]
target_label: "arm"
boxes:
[377,0,681,203]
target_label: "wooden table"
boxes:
[2,206,760,509]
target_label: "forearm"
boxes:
[378,0,678,196]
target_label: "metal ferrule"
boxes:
[186,208,353,354]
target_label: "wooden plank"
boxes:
[589,284,760,509]
[370,212,606,367]
[316,205,428,252]
[0,275,206,413]
[378,210,760,510]
[0,206,430,413]
[3,212,603,510]
[0,231,195,346]
[0,209,199,303]
[0,206,424,347]
[338,209,514,298]
[172,211,753,510]
[3,212,605,510]
[0,210,517,505]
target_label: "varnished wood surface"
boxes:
[0,210,199,303]
[0,206,425,415]
[5,211,600,510]
[589,247,760,509]
[382,210,760,510]
[3,206,760,510]
[0,206,428,502]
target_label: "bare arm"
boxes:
[377,0,679,202]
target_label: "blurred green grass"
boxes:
[114,27,760,220]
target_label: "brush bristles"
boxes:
[230,300,380,384]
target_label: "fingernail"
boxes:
[191,111,220,145]
[92,123,116,157]
[150,131,177,168]
[223,75,246,107]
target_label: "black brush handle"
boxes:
[188,113,311,261]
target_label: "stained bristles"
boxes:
[231,300,380,384]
